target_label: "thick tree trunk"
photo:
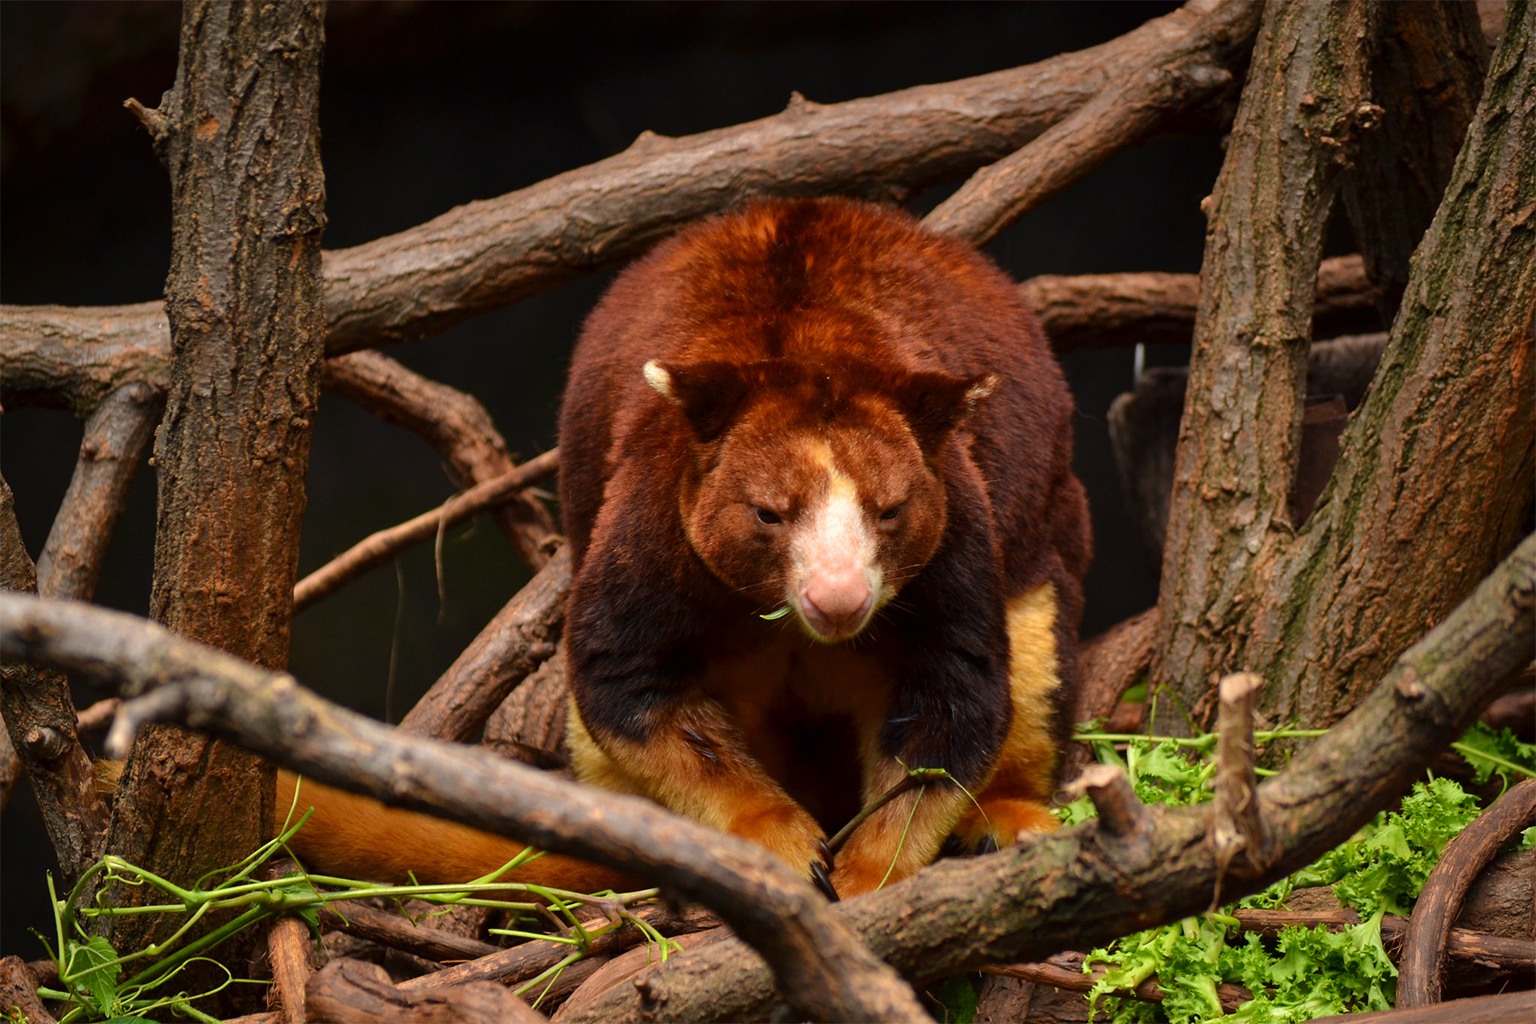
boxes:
[102,0,327,969]
[1151,0,1380,729]
[1152,1,1536,735]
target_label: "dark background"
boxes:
[1,0,1219,957]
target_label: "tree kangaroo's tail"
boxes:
[276,772,631,892]
[98,760,627,893]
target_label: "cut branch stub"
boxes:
[1065,763,1150,841]
[1210,672,1268,897]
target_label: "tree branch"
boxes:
[1021,254,1377,353]
[104,0,328,967]
[1151,0,1382,734]
[1398,778,1536,1008]
[396,544,570,742]
[36,382,162,602]
[0,593,931,1024]
[0,0,1241,419]
[320,351,558,570]
[0,476,107,877]
[925,0,1260,245]
[1340,2,1486,324]
[292,448,558,613]
[1229,1,1533,735]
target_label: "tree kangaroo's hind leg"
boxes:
[954,580,1064,848]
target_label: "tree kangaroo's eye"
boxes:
[754,507,783,526]
[879,504,904,522]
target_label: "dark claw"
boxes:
[810,858,840,902]
[811,840,839,901]
[976,834,1000,856]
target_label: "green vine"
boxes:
[31,793,673,1022]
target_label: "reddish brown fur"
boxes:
[560,198,1090,896]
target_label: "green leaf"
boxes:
[65,934,121,1015]
[1453,722,1536,785]
[758,606,791,620]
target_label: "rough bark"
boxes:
[1341,1,1486,324]
[1151,0,1381,729]
[0,955,56,1024]
[0,476,107,879]
[304,959,546,1024]
[104,0,326,969]
[4,532,1529,1023]
[1151,0,1535,735]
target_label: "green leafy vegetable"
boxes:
[1063,721,1535,1023]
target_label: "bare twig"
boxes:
[36,382,162,602]
[1398,778,1536,1008]
[1210,672,1268,898]
[0,593,931,1024]
[292,448,558,613]
[926,0,1261,245]
[320,351,558,569]
[397,545,570,742]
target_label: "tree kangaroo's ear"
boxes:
[892,370,1000,453]
[644,359,755,442]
